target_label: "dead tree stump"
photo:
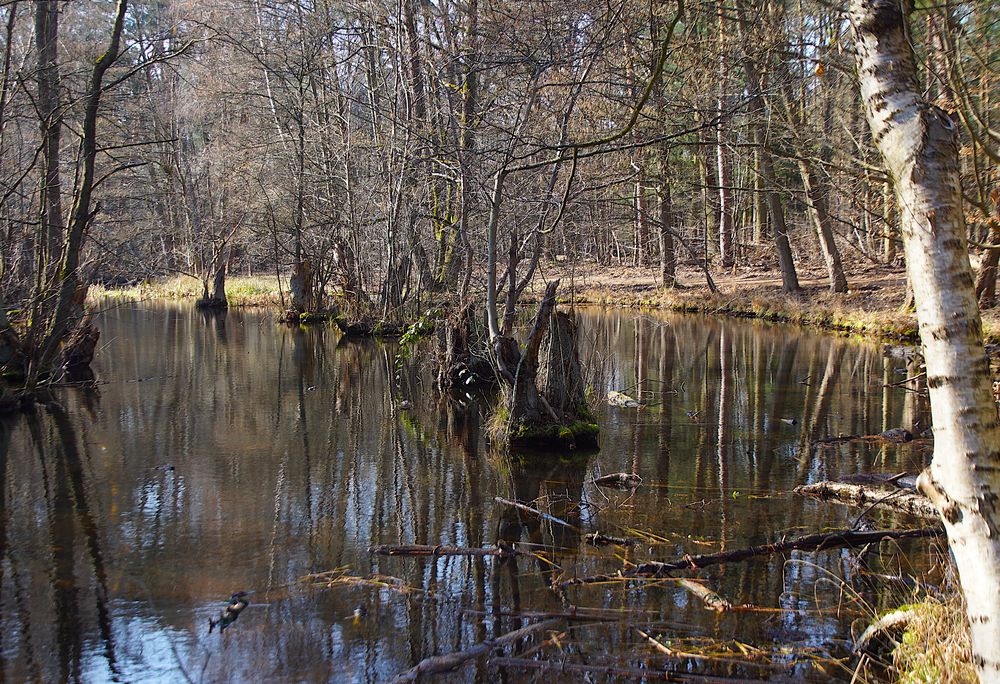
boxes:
[495,281,599,450]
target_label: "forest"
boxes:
[1,0,999,682]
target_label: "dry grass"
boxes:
[891,594,976,684]
[88,275,284,307]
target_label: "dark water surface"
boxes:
[0,304,941,682]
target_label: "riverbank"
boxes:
[87,263,1000,343]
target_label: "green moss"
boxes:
[510,419,599,449]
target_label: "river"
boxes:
[0,303,938,682]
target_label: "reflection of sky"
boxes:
[0,304,942,682]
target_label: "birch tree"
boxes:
[851,0,1000,678]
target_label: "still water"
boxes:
[0,304,939,682]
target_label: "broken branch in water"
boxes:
[391,618,560,682]
[494,496,578,530]
[560,526,943,587]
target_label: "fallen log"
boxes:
[391,618,560,682]
[371,543,518,558]
[560,527,943,587]
[795,480,937,519]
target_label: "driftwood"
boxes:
[560,527,943,587]
[795,480,937,519]
[391,618,560,682]
[371,544,517,558]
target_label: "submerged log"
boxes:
[371,543,518,558]
[391,618,560,682]
[560,526,943,587]
[795,479,937,518]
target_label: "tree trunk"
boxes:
[211,248,228,304]
[798,159,848,292]
[852,0,1000,678]
[976,222,1000,309]
[35,0,63,284]
[732,0,799,293]
[289,260,315,314]
[658,171,676,288]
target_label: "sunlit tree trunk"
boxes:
[852,0,1000,678]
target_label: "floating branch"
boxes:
[494,496,578,530]
[560,527,944,587]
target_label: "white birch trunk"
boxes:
[851,0,1000,679]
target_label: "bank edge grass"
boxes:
[89,275,285,307]
[891,593,975,684]
[562,286,927,342]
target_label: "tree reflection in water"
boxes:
[0,304,939,681]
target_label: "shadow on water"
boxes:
[0,303,942,681]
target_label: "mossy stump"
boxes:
[509,419,600,450]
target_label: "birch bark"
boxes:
[851,0,1000,678]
